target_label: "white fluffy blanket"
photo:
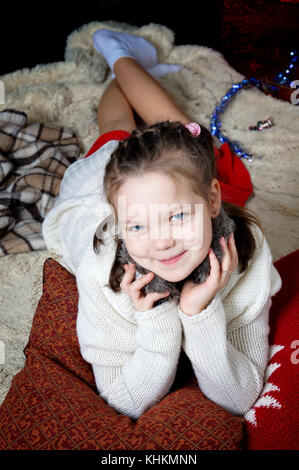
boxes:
[0,20,298,405]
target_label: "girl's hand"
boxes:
[120,263,170,312]
[179,233,239,316]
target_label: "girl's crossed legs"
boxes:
[96,38,191,135]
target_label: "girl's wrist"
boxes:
[179,304,207,316]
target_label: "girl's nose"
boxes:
[153,235,175,251]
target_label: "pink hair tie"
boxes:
[184,122,201,136]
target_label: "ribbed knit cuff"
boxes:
[178,292,222,324]
[134,299,181,354]
[134,297,178,321]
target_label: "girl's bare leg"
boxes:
[97,78,137,135]
[113,57,191,126]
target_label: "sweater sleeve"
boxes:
[177,225,282,416]
[178,294,273,416]
[42,140,119,275]
[42,194,112,275]
[76,262,182,421]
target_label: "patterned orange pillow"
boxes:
[0,258,244,450]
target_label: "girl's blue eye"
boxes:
[129,213,185,231]
[172,212,185,221]
[129,225,143,232]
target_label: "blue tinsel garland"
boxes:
[210,50,298,162]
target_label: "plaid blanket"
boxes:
[0,109,80,256]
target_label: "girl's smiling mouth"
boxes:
[159,250,187,265]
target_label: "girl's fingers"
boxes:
[228,233,239,266]
[131,271,154,293]
[220,236,231,267]
[121,263,155,294]
[122,263,170,311]
[209,248,221,276]
[141,290,170,310]
[120,263,136,290]
[148,290,170,300]
[219,233,238,274]
[225,233,239,270]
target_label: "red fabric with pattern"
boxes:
[243,249,299,450]
[0,258,244,450]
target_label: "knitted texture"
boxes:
[42,139,283,419]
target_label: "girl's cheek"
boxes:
[126,239,149,258]
[176,220,204,249]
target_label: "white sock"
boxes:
[92,28,158,72]
[147,63,183,78]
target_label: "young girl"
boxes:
[42,29,282,421]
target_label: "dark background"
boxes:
[1,0,299,85]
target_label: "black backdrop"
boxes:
[1,0,223,75]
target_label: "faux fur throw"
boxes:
[117,204,236,306]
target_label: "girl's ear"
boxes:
[209,178,222,218]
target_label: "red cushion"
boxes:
[0,258,244,450]
[243,249,299,450]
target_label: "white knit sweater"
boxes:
[42,140,282,420]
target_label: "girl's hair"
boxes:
[93,120,264,292]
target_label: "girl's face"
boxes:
[116,172,221,282]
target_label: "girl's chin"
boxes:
[161,274,188,283]
[155,264,194,283]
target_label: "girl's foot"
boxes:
[146,63,183,79]
[92,28,158,71]
[92,28,183,78]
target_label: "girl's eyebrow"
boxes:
[126,218,140,227]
